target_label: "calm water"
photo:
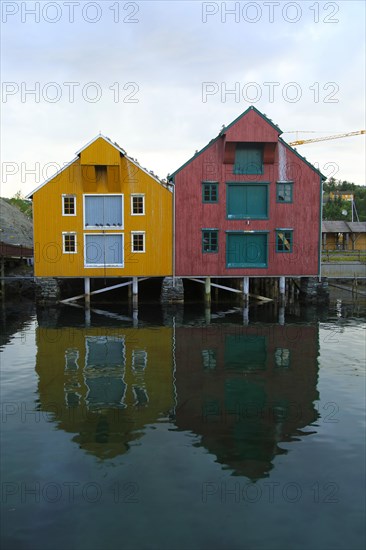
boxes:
[1,295,365,550]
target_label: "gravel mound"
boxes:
[0,198,33,247]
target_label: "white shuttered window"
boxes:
[84,234,124,267]
[84,195,123,229]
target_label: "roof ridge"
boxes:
[169,106,325,181]
[26,135,171,198]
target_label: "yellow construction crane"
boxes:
[289,130,365,146]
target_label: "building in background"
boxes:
[322,221,366,251]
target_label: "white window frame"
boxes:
[62,194,76,216]
[131,194,145,216]
[62,232,77,254]
[131,231,145,253]
[84,233,124,268]
[83,194,124,230]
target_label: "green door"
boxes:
[226,233,268,268]
[233,145,263,175]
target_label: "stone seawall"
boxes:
[35,278,61,304]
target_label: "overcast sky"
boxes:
[1,0,365,198]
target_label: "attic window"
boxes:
[233,144,263,175]
[95,165,107,183]
[62,195,76,216]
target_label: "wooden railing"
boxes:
[0,242,33,258]
[322,249,365,262]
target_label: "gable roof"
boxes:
[168,106,325,181]
[75,134,127,157]
[220,105,282,136]
[26,134,170,199]
[278,137,326,181]
[347,221,366,232]
[322,221,350,233]
[322,221,366,233]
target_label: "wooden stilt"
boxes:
[278,305,285,325]
[213,278,219,302]
[133,308,138,328]
[205,305,211,325]
[243,276,249,305]
[0,257,5,299]
[132,276,138,309]
[85,307,91,326]
[128,280,132,301]
[243,305,249,325]
[279,276,286,305]
[84,277,90,308]
[205,277,211,305]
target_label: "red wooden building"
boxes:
[169,106,325,287]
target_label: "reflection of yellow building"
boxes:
[35,326,174,458]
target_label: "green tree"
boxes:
[323,197,352,221]
[322,179,366,221]
[7,191,33,218]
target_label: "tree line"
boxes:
[323,178,366,222]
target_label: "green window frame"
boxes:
[202,229,219,253]
[276,182,293,203]
[233,144,263,175]
[202,182,218,203]
[226,182,269,220]
[276,229,293,253]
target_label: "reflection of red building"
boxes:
[175,324,319,479]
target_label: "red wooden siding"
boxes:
[173,107,322,277]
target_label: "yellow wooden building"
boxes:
[28,136,173,283]
[322,221,366,251]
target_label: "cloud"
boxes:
[1,0,365,197]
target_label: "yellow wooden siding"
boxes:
[33,139,173,277]
[352,232,366,250]
[323,233,338,251]
[80,137,121,165]
[323,232,366,251]
[35,325,174,458]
